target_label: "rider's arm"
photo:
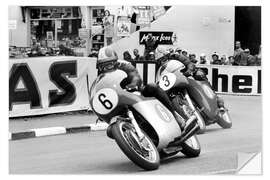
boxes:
[117,62,143,89]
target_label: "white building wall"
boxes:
[110,6,235,60]
[9,6,29,47]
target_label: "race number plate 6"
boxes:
[92,88,118,115]
[159,73,176,91]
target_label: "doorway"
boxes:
[235,6,261,55]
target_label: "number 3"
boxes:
[162,75,170,87]
[159,73,176,91]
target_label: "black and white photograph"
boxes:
[5,0,266,176]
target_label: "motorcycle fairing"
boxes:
[187,78,219,120]
[132,99,182,150]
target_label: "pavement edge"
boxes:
[9,122,109,141]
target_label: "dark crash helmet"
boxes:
[97,46,118,73]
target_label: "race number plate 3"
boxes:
[92,88,118,115]
[159,73,176,91]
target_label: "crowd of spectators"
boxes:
[121,41,261,66]
[10,36,261,67]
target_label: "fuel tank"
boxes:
[132,99,181,150]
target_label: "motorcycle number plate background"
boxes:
[159,73,176,91]
[92,88,119,115]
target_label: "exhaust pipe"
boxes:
[168,123,200,147]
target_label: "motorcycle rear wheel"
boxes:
[112,121,160,170]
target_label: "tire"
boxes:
[111,121,160,170]
[194,110,206,134]
[172,95,206,134]
[181,135,201,157]
[217,110,232,129]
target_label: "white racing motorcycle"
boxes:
[89,69,201,170]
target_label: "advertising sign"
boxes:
[152,6,166,19]
[137,6,151,25]
[46,31,54,41]
[9,57,96,117]
[79,28,90,39]
[117,17,131,37]
[197,65,261,95]
[139,31,174,45]
[9,20,17,30]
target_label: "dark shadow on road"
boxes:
[199,127,223,134]
[98,161,144,173]
[160,154,187,165]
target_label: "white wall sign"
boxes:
[9,20,17,30]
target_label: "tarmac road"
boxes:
[9,95,262,174]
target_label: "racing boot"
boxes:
[217,96,225,108]
[217,96,228,113]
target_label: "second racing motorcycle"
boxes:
[156,60,232,134]
[89,69,201,170]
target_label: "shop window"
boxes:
[29,7,82,48]
[30,9,40,19]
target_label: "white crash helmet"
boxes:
[165,60,185,72]
[97,46,118,72]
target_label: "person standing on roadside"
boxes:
[233,41,244,65]
[144,33,159,60]
[133,48,145,61]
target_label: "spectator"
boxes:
[88,49,98,57]
[220,55,227,65]
[144,33,159,60]
[123,51,132,61]
[211,52,222,65]
[244,48,257,66]
[58,44,74,56]
[168,48,174,54]
[133,49,145,61]
[233,41,245,65]
[182,49,188,58]
[199,53,207,64]
[175,47,182,54]
[255,45,261,66]
[227,56,234,65]
[189,53,198,64]
[149,52,155,61]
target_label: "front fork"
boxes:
[127,110,145,141]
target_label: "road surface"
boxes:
[9,95,262,174]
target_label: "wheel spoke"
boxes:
[121,124,156,162]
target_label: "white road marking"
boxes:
[31,127,66,137]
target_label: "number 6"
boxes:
[98,93,113,109]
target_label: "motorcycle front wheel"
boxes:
[111,121,160,170]
[181,135,201,157]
